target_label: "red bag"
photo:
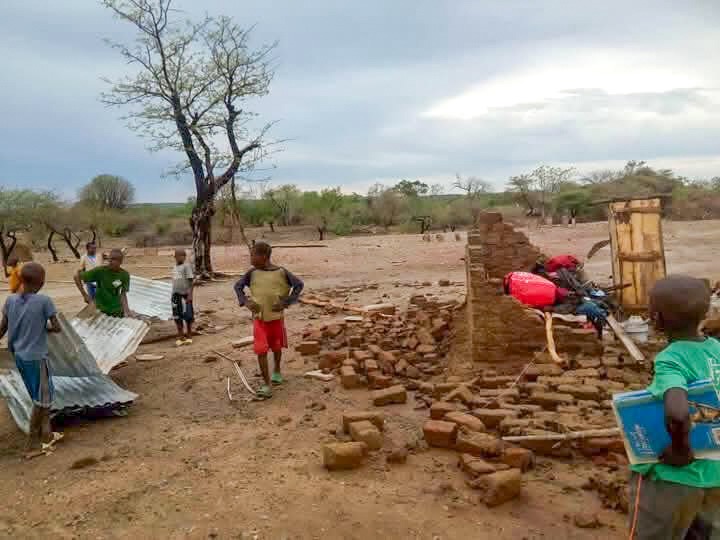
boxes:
[504,272,558,308]
[545,254,580,273]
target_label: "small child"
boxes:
[628,275,720,539]
[0,262,62,452]
[171,249,194,346]
[79,242,99,301]
[234,241,304,399]
[6,256,22,294]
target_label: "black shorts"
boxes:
[171,293,194,322]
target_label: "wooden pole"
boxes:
[502,428,620,443]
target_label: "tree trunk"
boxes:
[47,231,59,262]
[0,232,18,276]
[191,199,215,278]
[318,226,325,241]
[268,221,275,233]
[60,230,81,259]
[450,225,456,232]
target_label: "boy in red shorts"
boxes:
[234,241,303,399]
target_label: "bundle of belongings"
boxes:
[504,254,612,336]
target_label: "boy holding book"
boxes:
[629,275,720,539]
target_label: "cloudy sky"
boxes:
[2,1,719,202]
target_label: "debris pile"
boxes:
[297,295,461,389]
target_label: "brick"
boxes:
[433,382,459,398]
[352,350,371,362]
[499,403,543,415]
[472,409,519,430]
[501,447,535,472]
[325,324,344,338]
[323,442,368,470]
[556,405,582,414]
[474,376,516,389]
[423,420,458,448]
[348,335,363,347]
[498,418,536,435]
[416,344,436,355]
[348,420,382,450]
[340,366,362,389]
[444,411,486,433]
[418,382,435,395]
[368,344,382,356]
[537,376,582,387]
[342,411,385,432]
[417,329,435,346]
[576,358,601,369]
[296,341,321,355]
[444,385,476,405]
[378,350,396,364]
[430,401,458,420]
[319,350,346,370]
[365,359,379,373]
[458,453,496,477]
[467,469,522,507]
[455,431,504,457]
[557,384,602,401]
[368,372,393,389]
[524,364,563,380]
[405,365,422,379]
[371,385,407,406]
[565,368,600,379]
[342,358,359,369]
[529,392,575,409]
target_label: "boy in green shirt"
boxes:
[74,248,131,317]
[628,276,720,539]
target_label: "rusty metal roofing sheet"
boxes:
[70,313,150,374]
[0,370,137,434]
[128,275,173,320]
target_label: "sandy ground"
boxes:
[0,220,717,539]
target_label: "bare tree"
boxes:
[101,0,275,277]
[367,184,406,230]
[507,166,574,224]
[508,174,538,216]
[265,185,300,227]
[452,174,491,222]
[79,174,135,210]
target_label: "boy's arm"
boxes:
[0,314,7,341]
[660,388,693,466]
[234,271,253,306]
[74,269,91,303]
[282,269,304,307]
[186,266,194,302]
[121,273,131,317]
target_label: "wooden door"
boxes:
[608,198,666,313]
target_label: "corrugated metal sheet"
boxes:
[70,313,150,374]
[0,370,137,434]
[0,312,144,433]
[128,275,173,320]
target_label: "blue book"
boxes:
[612,379,720,465]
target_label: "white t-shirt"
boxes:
[80,254,98,271]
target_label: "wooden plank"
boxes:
[606,314,646,364]
[613,207,662,214]
[619,251,662,262]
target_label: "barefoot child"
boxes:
[172,248,194,346]
[234,241,303,399]
[79,242,99,301]
[628,276,720,539]
[0,263,62,452]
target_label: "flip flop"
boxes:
[256,385,273,400]
[271,373,284,385]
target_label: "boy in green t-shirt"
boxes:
[74,248,131,317]
[628,276,720,539]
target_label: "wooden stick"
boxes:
[213,350,257,396]
[606,314,646,364]
[502,428,620,443]
[544,313,564,365]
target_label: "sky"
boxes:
[1,1,720,202]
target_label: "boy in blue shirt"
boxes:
[628,276,720,539]
[0,262,62,452]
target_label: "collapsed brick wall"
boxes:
[466,213,600,365]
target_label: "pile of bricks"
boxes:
[296,295,461,391]
[322,411,396,470]
[465,212,602,366]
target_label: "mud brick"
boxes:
[430,401,458,420]
[406,365,422,379]
[394,358,409,374]
[565,368,600,379]
[455,431,504,457]
[576,358,601,369]
[477,212,503,225]
[342,411,385,432]
[467,469,522,507]
[524,364,563,380]
[323,442,368,470]
[368,344,382,356]
[371,385,407,406]
[406,336,419,349]
[459,453,496,477]
[348,335,363,347]
[576,400,601,410]
[590,379,626,392]
[340,366,362,389]
[498,418,536,436]
[378,350,396,363]
[352,350,372,362]
[433,382,459,398]
[364,359,379,373]
[472,409,519,430]
[342,358,359,369]
[557,384,602,401]
[444,411,486,432]
[368,372,393,389]
[537,376,581,388]
[474,376,516,389]
[304,329,323,341]
[348,420,383,451]
[416,344,436,355]
[296,341,321,355]
[520,382,549,393]
[423,420,458,448]
[444,385,476,405]
[602,356,621,368]
[556,405,582,414]
[529,392,575,409]
[419,382,435,395]
[605,367,625,382]
[499,403,542,415]
[579,437,625,455]
[325,324,344,338]
[501,447,535,472]
[623,371,644,385]
[319,350,346,370]
[423,353,439,363]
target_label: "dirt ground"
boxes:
[0,220,717,539]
